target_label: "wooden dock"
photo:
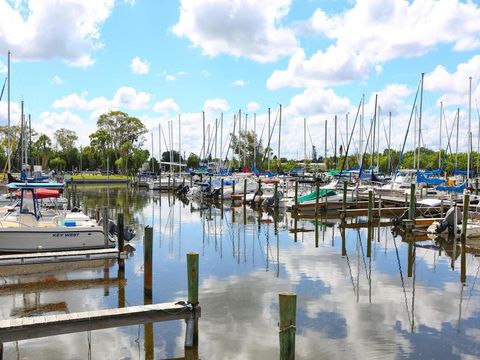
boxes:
[0,302,199,343]
[0,249,125,266]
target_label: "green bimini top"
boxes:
[296,189,337,203]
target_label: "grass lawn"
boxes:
[70,174,130,180]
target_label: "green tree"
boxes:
[54,128,78,152]
[96,111,147,174]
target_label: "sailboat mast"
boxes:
[159,124,162,174]
[179,114,181,172]
[439,101,443,169]
[456,108,459,169]
[268,108,271,171]
[417,72,425,170]
[253,113,257,171]
[377,105,380,170]
[220,113,223,166]
[7,51,10,173]
[151,131,154,172]
[278,104,282,169]
[324,119,327,171]
[346,113,349,169]
[334,115,337,168]
[20,100,24,171]
[388,111,392,174]
[468,76,472,186]
[304,117,307,163]
[371,95,378,169]
[202,111,205,164]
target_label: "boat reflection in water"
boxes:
[0,187,479,359]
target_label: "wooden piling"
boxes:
[409,183,416,221]
[462,193,469,240]
[102,207,109,248]
[367,190,373,225]
[232,180,236,206]
[117,213,124,253]
[274,182,279,209]
[94,205,100,223]
[221,178,224,203]
[244,178,247,205]
[144,226,153,298]
[315,182,320,216]
[279,293,296,360]
[187,252,199,305]
[294,180,298,205]
[476,178,479,196]
[342,181,347,212]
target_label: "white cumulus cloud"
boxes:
[153,98,179,113]
[247,102,260,112]
[231,80,246,87]
[130,56,150,75]
[203,98,229,113]
[0,0,116,67]
[53,86,151,119]
[172,0,298,63]
[268,0,480,89]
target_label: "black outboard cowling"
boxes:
[435,206,462,235]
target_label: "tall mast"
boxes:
[304,117,307,163]
[220,113,223,165]
[159,124,162,174]
[333,115,337,168]
[388,111,392,174]
[371,94,378,169]
[345,113,349,169]
[7,51,11,173]
[360,93,364,164]
[268,107,271,171]
[28,114,31,169]
[278,104,282,169]
[439,101,443,169]
[20,101,24,171]
[179,114,181,172]
[151,131,154,172]
[417,72,425,170]
[455,108,459,169]
[202,111,205,164]
[468,76,472,186]
[254,113,257,171]
[324,119,327,171]
[377,105,380,170]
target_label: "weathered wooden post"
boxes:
[144,226,153,298]
[341,227,346,257]
[274,182,279,209]
[407,242,414,278]
[257,179,262,207]
[315,182,320,216]
[461,229,467,284]
[279,293,297,360]
[476,178,479,196]
[220,178,224,203]
[187,252,199,305]
[294,179,298,206]
[243,178,247,205]
[462,193,469,241]
[186,252,199,348]
[342,181,347,212]
[404,192,408,207]
[190,173,193,187]
[367,190,373,225]
[67,191,71,210]
[232,180,236,206]
[117,213,125,253]
[409,183,416,221]
[95,204,100,222]
[103,207,109,248]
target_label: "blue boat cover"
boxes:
[416,171,445,185]
[436,181,466,193]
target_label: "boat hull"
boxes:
[0,227,113,253]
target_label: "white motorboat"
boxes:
[0,183,115,253]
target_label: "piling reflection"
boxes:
[1,188,480,359]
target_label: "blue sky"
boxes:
[0,0,480,160]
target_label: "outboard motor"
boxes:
[435,206,462,235]
[98,218,136,241]
[176,185,189,196]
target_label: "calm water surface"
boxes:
[1,186,480,359]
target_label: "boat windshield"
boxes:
[19,189,40,219]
